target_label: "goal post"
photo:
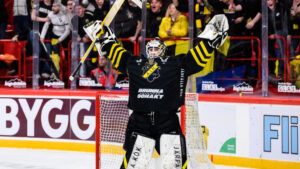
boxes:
[95,92,214,169]
[183,93,215,169]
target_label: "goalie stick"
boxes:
[69,0,141,81]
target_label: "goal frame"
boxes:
[95,91,130,169]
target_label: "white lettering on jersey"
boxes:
[137,88,164,99]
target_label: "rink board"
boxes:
[0,89,300,168]
[197,95,300,169]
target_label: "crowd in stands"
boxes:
[0,0,299,89]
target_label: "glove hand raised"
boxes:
[198,14,229,49]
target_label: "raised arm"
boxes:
[40,21,50,40]
[186,14,229,76]
[84,20,132,74]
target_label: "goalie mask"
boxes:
[146,38,166,59]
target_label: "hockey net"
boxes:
[95,92,214,169]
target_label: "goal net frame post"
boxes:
[95,91,129,169]
[182,93,215,169]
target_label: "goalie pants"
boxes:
[120,110,187,169]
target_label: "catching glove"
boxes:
[84,20,117,56]
[198,14,229,49]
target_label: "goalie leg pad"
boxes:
[122,133,155,169]
[160,134,188,169]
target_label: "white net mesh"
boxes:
[97,93,214,169]
[185,93,215,169]
[99,95,129,169]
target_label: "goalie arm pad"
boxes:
[198,14,229,49]
[185,40,215,76]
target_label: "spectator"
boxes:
[162,0,188,13]
[268,0,289,82]
[291,0,300,18]
[158,3,188,56]
[173,0,188,13]
[72,2,95,76]
[72,3,93,43]
[82,0,96,12]
[139,0,165,40]
[114,0,141,51]
[0,1,8,39]
[30,0,53,78]
[11,0,32,41]
[238,0,261,83]
[218,0,245,36]
[93,0,110,21]
[242,0,261,36]
[63,0,74,30]
[288,0,300,60]
[204,0,255,86]
[90,55,118,88]
[40,0,71,75]
[194,0,215,39]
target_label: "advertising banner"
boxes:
[0,96,95,140]
[198,102,236,154]
[250,105,300,162]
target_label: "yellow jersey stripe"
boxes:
[195,45,209,62]
[143,63,159,79]
[111,47,122,64]
[183,160,188,169]
[114,50,125,68]
[123,156,128,168]
[200,41,214,57]
[108,43,118,59]
[191,48,206,67]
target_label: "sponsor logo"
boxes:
[201,81,225,92]
[44,78,64,88]
[278,82,300,93]
[4,78,26,88]
[174,145,182,168]
[264,115,298,154]
[0,98,95,140]
[180,69,185,97]
[142,62,160,82]
[128,146,142,168]
[115,79,129,89]
[79,77,103,87]
[135,58,142,65]
[233,82,253,93]
[137,88,164,99]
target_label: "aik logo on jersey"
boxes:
[142,61,160,82]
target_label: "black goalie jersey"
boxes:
[102,41,214,112]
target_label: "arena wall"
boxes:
[0,89,300,168]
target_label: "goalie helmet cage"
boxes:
[95,92,215,169]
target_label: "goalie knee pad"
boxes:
[160,134,187,169]
[122,133,155,169]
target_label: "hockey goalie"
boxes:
[84,14,229,169]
